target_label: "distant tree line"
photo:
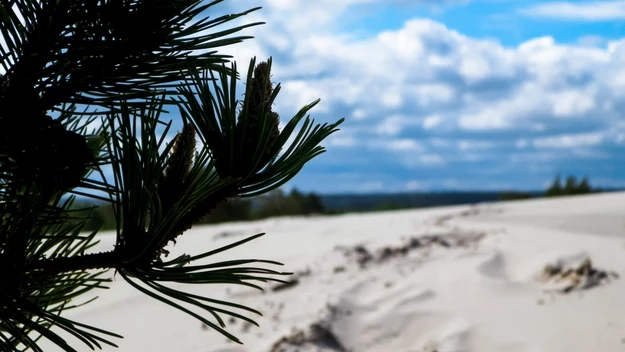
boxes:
[199,188,326,224]
[498,174,598,201]
[71,188,327,231]
[497,191,534,201]
[544,175,594,197]
[70,175,605,232]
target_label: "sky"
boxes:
[12,0,625,194]
[191,0,625,194]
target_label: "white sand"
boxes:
[40,192,625,352]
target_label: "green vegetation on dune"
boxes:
[545,175,595,197]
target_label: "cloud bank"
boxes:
[199,0,625,192]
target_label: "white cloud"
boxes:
[508,151,561,163]
[459,56,491,83]
[409,84,456,107]
[419,154,445,165]
[405,180,423,191]
[387,138,423,151]
[577,35,607,47]
[532,132,605,148]
[356,181,385,192]
[375,114,423,136]
[550,89,596,117]
[173,2,625,190]
[458,140,494,151]
[220,6,625,138]
[422,114,443,129]
[430,138,452,147]
[443,179,461,188]
[381,91,403,108]
[459,108,508,130]
[18,0,625,192]
[279,80,329,113]
[521,1,625,21]
[327,134,359,148]
[351,108,367,120]
[398,152,446,168]
[376,116,403,136]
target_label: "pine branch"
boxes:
[0,0,261,199]
[23,251,121,276]
[0,2,345,350]
[22,184,240,275]
[151,183,241,261]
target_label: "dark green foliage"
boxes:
[252,188,326,219]
[321,192,503,212]
[577,177,591,194]
[545,175,596,197]
[498,191,534,201]
[370,201,411,212]
[546,175,564,197]
[564,176,578,195]
[201,198,255,224]
[202,188,326,223]
[302,192,326,215]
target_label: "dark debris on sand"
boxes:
[540,258,619,294]
[269,323,347,352]
[272,267,312,292]
[270,303,351,352]
[338,231,486,269]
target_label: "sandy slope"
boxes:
[39,192,625,352]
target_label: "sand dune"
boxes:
[39,192,625,352]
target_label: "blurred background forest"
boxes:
[71,175,617,232]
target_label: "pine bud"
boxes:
[235,60,281,177]
[158,123,196,211]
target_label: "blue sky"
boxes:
[168,0,625,194]
[56,0,625,194]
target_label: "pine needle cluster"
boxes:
[0,1,344,350]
